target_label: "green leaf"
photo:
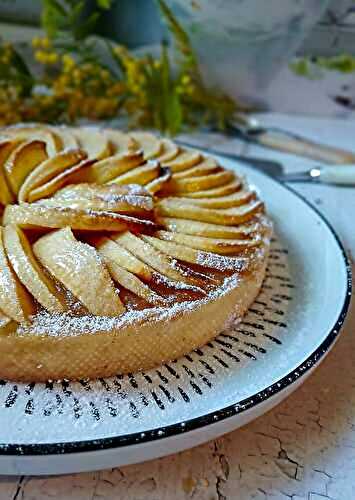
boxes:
[96,0,113,9]
[41,0,105,40]
[160,43,170,93]
[70,0,85,22]
[165,89,183,135]
[317,54,355,73]
[74,12,100,40]
[11,48,32,78]
[41,0,68,38]
[0,44,34,97]
[159,44,182,134]
[289,58,313,77]
[156,0,197,68]
[106,42,125,75]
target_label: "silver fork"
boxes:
[175,141,355,186]
[218,114,355,165]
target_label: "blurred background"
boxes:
[1,0,355,53]
[1,0,355,130]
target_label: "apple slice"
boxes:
[111,231,204,288]
[130,132,162,159]
[67,151,144,185]
[0,139,22,204]
[95,236,152,281]
[183,180,242,199]
[145,168,171,194]
[4,225,66,313]
[37,192,154,216]
[159,217,260,239]
[54,125,79,149]
[155,230,259,255]
[156,139,180,163]
[18,149,87,202]
[3,125,61,156]
[4,203,158,232]
[46,183,154,215]
[27,158,95,202]
[102,128,138,154]
[168,170,235,194]
[163,149,202,173]
[33,227,125,316]
[173,158,220,179]
[54,182,150,201]
[0,311,17,336]
[142,235,247,271]
[157,198,264,225]
[4,140,48,195]
[5,124,80,152]
[101,257,164,305]
[72,126,112,160]
[108,160,160,186]
[0,227,35,322]
[174,190,255,209]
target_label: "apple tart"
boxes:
[0,124,272,381]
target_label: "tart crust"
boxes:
[0,256,267,381]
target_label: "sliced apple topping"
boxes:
[0,139,22,204]
[130,132,162,159]
[54,125,79,149]
[67,151,144,185]
[172,158,220,179]
[94,236,153,281]
[3,125,61,156]
[163,149,202,172]
[174,190,255,209]
[154,230,260,255]
[47,183,154,216]
[144,167,171,194]
[102,128,138,154]
[159,217,260,239]
[0,127,271,328]
[182,180,242,199]
[108,160,160,186]
[18,149,87,203]
[141,235,247,271]
[0,227,35,322]
[156,139,180,163]
[26,158,95,203]
[54,182,150,201]
[4,140,48,195]
[157,198,264,225]
[33,227,125,316]
[168,170,235,194]
[111,231,205,289]
[72,126,112,160]
[3,225,66,313]
[101,257,164,305]
[4,203,157,232]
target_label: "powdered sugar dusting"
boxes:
[18,273,241,338]
[196,251,248,271]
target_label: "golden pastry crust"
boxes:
[0,125,272,381]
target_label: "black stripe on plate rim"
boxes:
[0,165,351,456]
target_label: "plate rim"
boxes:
[0,171,352,456]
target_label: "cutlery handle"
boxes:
[319,165,355,185]
[256,130,355,164]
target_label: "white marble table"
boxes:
[1,114,354,500]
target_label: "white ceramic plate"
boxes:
[0,156,351,476]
